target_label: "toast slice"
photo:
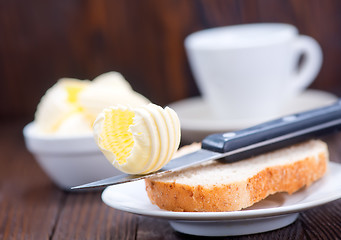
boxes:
[145,140,329,212]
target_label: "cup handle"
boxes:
[290,35,323,95]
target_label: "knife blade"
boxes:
[72,99,341,190]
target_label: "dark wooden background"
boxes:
[1,0,341,120]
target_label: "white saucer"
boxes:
[169,89,338,143]
[102,162,341,237]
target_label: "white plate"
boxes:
[102,162,341,236]
[169,89,338,143]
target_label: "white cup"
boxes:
[185,23,322,122]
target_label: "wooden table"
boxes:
[2,120,341,240]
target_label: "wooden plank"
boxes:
[52,192,138,240]
[0,121,65,240]
[300,200,341,240]
[136,216,177,240]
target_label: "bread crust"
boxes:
[145,142,328,212]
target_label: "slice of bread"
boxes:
[145,140,329,212]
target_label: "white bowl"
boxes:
[23,122,121,191]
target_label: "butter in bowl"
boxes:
[23,122,121,190]
[23,72,150,190]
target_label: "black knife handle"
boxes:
[202,99,341,157]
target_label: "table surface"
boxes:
[2,120,341,240]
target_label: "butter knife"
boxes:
[72,99,341,190]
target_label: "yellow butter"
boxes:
[93,103,181,174]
